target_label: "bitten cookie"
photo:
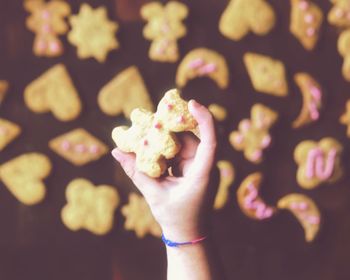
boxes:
[294,138,343,189]
[328,0,350,28]
[278,193,321,242]
[244,52,288,97]
[339,99,350,137]
[0,153,52,205]
[176,48,229,89]
[24,0,71,57]
[0,80,9,105]
[214,160,235,210]
[24,64,82,121]
[141,1,188,62]
[68,3,119,62]
[61,178,119,235]
[121,193,162,238]
[337,29,350,82]
[112,88,198,178]
[229,104,278,163]
[97,66,154,118]
[0,118,21,151]
[49,128,108,166]
[237,173,276,220]
[290,0,323,50]
[219,0,276,41]
[292,73,323,129]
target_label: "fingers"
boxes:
[111,148,161,196]
[188,100,217,178]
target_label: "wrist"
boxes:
[161,223,207,242]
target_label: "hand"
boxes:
[111,100,217,241]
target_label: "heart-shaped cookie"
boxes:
[0,153,52,205]
[24,64,82,122]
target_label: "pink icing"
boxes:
[75,144,87,153]
[243,183,273,220]
[154,122,162,129]
[290,201,308,211]
[305,147,337,180]
[221,168,232,178]
[240,119,251,131]
[298,0,309,11]
[304,13,314,23]
[177,115,185,124]
[41,10,50,19]
[167,104,173,110]
[335,8,344,18]
[306,27,316,37]
[0,126,7,136]
[261,135,271,148]
[309,85,321,100]
[42,24,51,33]
[60,140,71,151]
[156,39,170,55]
[49,41,61,53]
[306,215,320,225]
[89,145,100,154]
[36,40,47,51]
[188,58,204,69]
[198,63,217,75]
[143,139,148,146]
[251,150,262,161]
[233,133,244,144]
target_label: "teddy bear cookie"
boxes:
[208,104,228,122]
[61,178,119,235]
[112,88,198,178]
[328,0,350,28]
[0,80,9,105]
[141,1,188,62]
[292,73,323,129]
[214,160,235,210]
[68,3,119,62]
[121,193,162,238]
[0,153,52,205]
[237,173,276,220]
[337,29,350,82]
[24,0,71,57]
[277,193,321,242]
[24,64,82,122]
[294,138,343,189]
[0,118,21,151]
[339,99,350,137]
[176,48,229,89]
[229,104,278,163]
[244,52,288,97]
[290,0,323,51]
[97,66,154,118]
[219,0,276,41]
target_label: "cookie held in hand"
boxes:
[112,89,198,178]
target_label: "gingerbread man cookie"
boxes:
[229,104,278,163]
[219,0,276,41]
[121,193,162,238]
[214,160,235,210]
[339,99,350,137]
[292,73,323,129]
[244,52,288,97]
[97,66,154,118]
[337,29,350,82]
[176,48,229,89]
[0,80,9,105]
[0,153,52,205]
[68,3,119,62]
[61,178,119,235]
[24,0,71,57]
[328,0,350,28]
[294,138,343,189]
[112,89,198,178]
[0,118,21,152]
[290,0,323,51]
[237,173,276,220]
[278,193,321,242]
[141,1,188,62]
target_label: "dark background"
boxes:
[1,0,350,279]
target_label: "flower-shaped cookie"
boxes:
[229,104,278,163]
[61,178,119,235]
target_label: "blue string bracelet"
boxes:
[161,234,207,248]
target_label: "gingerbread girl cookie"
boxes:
[141,1,188,62]
[229,104,278,163]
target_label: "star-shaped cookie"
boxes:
[68,3,119,62]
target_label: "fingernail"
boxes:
[190,99,201,108]
[111,148,121,161]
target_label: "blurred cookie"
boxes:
[0,118,21,151]
[141,1,188,62]
[97,66,154,118]
[237,172,276,220]
[208,104,227,121]
[61,178,119,235]
[337,29,350,81]
[328,0,350,28]
[244,52,288,97]
[68,3,119,62]
[0,80,9,105]
[229,104,278,163]
[278,193,321,242]
[290,0,323,50]
[339,99,350,136]
[292,73,323,129]
[294,138,343,189]
[219,0,275,41]
[214,160,235,210]
[49,128,108,166]
[121,193,162,238]
[176,48,229,89]
[24,64,82,121]
[24,0,71,57]
[0,153,52,205]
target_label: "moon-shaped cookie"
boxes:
[237,172,276,220]
[176,48,229,89]
[292,73,323,129]
[277,193,321,242]
[214,160,235,210]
